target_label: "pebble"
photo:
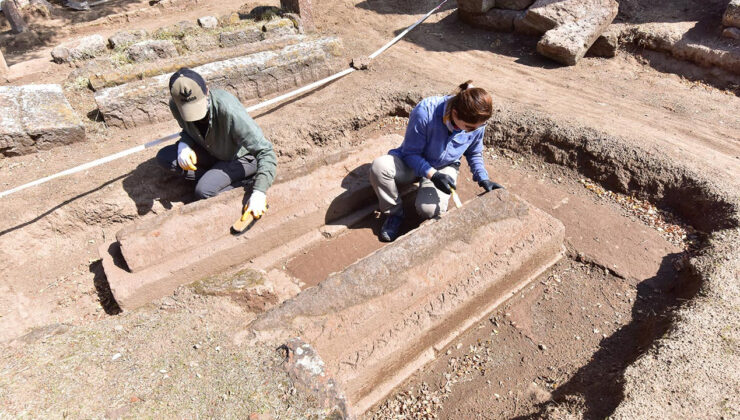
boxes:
[111,353,121,361]
[593,328,600,334]
[538,344,547,351]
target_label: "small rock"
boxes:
[159,369,167,373]
[193,343,200,349]
[112,353,122,361]
[198,16,218,29]
[51,35,107,63]
[593,328,600,334]
[350,56,371,70]
[538,343,547,351]
[127,40,178,62]
[114,325,123,331]
[108,29,148,49]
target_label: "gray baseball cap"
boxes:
[169,68,208,121]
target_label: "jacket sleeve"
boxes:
[463,129,489,182]
[169,100,196,147]
[227,105,277,193]
[400,103,434,178]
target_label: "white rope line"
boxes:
[0,0,448,199]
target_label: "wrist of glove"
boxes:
[176,142,197,171]
[479,179,504,193]
[431,172,456,195]
[246,190,267,218]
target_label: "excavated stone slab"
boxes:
[249,190,565,416]
[537,8,617,65]
[523,0,616,33]
[100,135,401,309]
[108,29,148,49]
[459,8,520,32]
[456,0,496,14]
[94,37,343,129]
[724,0,740,28]
[0,85,85,157]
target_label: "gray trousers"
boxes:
[157,140,257,200]
[369,154,459,219]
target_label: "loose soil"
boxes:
[1,0,738,418]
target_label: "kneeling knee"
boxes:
[416,202,440,220]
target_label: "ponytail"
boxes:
[446,80,493,125]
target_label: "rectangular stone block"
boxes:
[219,28,262,48]
[249,191,564,416]
[94,37,343,129]
[101,135,402,309]
[588,26,619,58]
[459,8,519,32]
[0,85,85,157]
[456,0,496,14]
[536,1,618,65]
[724,0,740,28]
[523,0,616,33]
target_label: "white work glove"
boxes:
[246,190,267,218]
[177,142,197,171]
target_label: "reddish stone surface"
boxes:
[251,191,564,415]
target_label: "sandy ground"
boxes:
[1,0,739,418]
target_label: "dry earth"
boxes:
[1,0,739,418]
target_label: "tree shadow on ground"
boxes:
[512,251,701,419]
[0,0,150,59]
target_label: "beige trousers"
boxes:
[369,154,459,219]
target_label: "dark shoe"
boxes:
[379,213,404,242]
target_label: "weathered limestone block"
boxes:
[724,0,740,28]
[0,85,85,156]
[459,8,519,32]
[94,37,343,129]
[126,40,179,62]
[51,35,107,63]
[182,33,219,52]
[281,0,314,31]
[588,26,619,57]
[219,27,263,47]
[513,10,542,35]
[197,15,218,29]
[250,191,564,415]
[723,27,740,40]
[456,0,495,14]
[496,0,534,10]
[523,0,615,32]
[0,50,8,82]
[108,29,147,49]
[262,17,298,39]
[524,0,618,65]
[537,7,616,66]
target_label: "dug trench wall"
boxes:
[485,106,740,418]
[249,190,565,416]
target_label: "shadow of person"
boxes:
[512,251,701,420]
[121,156,193,216]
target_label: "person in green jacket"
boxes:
[157,68,277,218]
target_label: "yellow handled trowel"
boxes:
[450,187,463,209]
[231,205,267,236]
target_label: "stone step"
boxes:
[99,134,401,310]
[248,190,565,416]
[94,36,343,129]
[0,84,85,157]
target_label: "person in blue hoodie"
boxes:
[369,81,503,242]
